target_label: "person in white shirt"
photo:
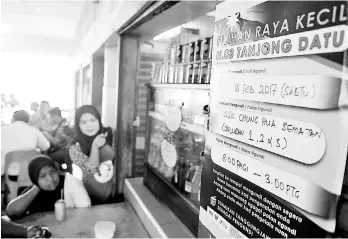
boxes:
[1,110,50,176]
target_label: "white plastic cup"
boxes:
[93,221,116,239]
[54,199,66,221]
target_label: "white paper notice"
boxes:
[212,75,341,109]
[161,139,177,168]
[211,106,326,164]
[165,106,182,132]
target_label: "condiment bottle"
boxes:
[185,162,197,194]
[178,156,186,190]
[55,190,66,221]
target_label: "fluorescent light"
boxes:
[153,25,182,41]
[206,10,216,17]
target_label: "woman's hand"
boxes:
[92,132,108,149]
[26,225,51,238]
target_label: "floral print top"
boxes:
[69,142,98,175]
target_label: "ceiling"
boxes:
[1,0,85,56]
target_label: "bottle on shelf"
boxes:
[188,42,195,63]
[160,35,213,85]
[201,36,213,61]
[184,162,197,194]
[197,182,201,202]
[176,44,183,64]
[190,151,204,201]
[178,156,187,191]
[164,165,174,179]
[180,158,191,192]
[172,160,179,185]
[194,39,202,62]
[190,163,202,201]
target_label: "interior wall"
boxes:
[74,1,148,68]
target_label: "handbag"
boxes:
[82,144,116,204]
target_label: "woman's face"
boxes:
[38,166,60,191]
[79,112,100,136]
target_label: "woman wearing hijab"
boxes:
[6,155,91,220]
[69,105,116,205]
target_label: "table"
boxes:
[15,202,150,238]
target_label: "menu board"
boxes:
[199,1,348,238]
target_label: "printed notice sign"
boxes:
[199,1,348,238]
[161,139,177,168]
[165,106,182,132]
[213,2,348,63]
[199,158,328,238]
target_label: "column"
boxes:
[102,44,119,129]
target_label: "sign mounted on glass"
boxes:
[199,1,348,238]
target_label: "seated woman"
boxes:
[6,155,91,220]
[69,105,116,205]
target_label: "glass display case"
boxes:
[144,84,210,235]
[125,1,218,235]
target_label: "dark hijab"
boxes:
[22,155,65,216]
[72,105,112,156]
[28,155,58,186]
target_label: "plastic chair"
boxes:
[2,150,39,205]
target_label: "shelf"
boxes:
[166,59,212,66]
[147,83,210,90]
[148,111,205,135]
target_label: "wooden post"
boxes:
[91,55,104,114]
[116,35,140,194]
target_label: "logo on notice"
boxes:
[210,196,216,206]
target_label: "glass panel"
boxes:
[148,116,205,208]
[147,85,209,208]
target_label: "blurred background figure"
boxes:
[29,102,41,128]
[39,101,50,116]
[1,110,50,176]
[1,94,20,125]
[38,101,52,132]
[44,107,75,174]
[44,107,75,149]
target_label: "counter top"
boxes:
[15,202,149,238]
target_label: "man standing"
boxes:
[44,107,75,173]
[38,101,51,132]
[44,107,74,151]
[29,102,41,128]
[1,110,50,176]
